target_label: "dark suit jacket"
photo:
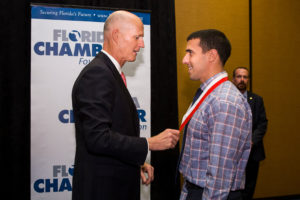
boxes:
[71,52,148,200]
[247,91,268,162]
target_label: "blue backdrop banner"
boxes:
[30,4,151,200]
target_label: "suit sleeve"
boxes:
[73,64,148,166]
[252,96,268,145]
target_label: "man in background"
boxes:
[72,10,180,200]
[232,67,268,200]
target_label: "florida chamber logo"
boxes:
[33,29,103,65]
[58,97,148,130]
[33,165,74,193]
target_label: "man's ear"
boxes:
[111,28,119,44]
[208,49,218,63]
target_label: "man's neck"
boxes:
[200,68,224,83]
[239,89,246,94]
[103,44,124,67]
[102,50,122,74]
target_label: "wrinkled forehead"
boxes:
[115,17,143,32]
[119,18,144,34]
[235,68,249,77]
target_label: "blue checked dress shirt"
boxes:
[179,71,252,200]
[176,88,203,182]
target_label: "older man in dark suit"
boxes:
[71,10,179,200]
[232,67,268,200]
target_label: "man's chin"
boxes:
[189,75,199,81]
[127,57,137,62]
[238,84,246,90]
[238,87,246,92]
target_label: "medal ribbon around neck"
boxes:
[179,73,228,131]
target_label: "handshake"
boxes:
[147,129,180,151]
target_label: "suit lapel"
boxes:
[97,52,133,102]
[247,91,255,111]
[97,52,124,87]
[97,52,139,133]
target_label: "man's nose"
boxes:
[241,76,246,81]
[182,54,188,65]
[139,39,145,48]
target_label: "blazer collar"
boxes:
[96,51,135,106]
[247,91,255,109]
[101,50,122,74]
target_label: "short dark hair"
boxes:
[233,66,249,77]
[187,29,231,66]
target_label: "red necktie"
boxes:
[121,72,127,87]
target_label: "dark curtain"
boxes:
[0,0,179,199]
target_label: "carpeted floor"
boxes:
[254,194,300,200]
